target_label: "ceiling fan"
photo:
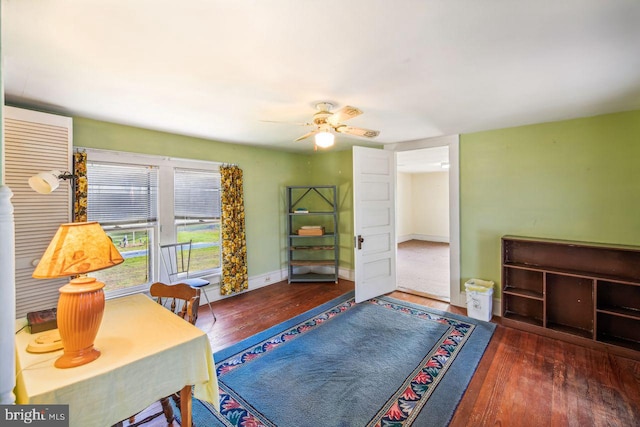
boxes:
[292,102,380,148]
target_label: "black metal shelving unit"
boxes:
[286,186,338,283]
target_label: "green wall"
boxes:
[460,110,640,297]
[307,150,355,269]
[74,117,313,277]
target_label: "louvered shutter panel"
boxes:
[4,106,72,318]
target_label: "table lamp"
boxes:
[33,222,124,368]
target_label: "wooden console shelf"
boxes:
[502,236,640,360]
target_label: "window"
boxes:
[83,149,221,297]
[174,169,222,274]
[88,162,158,295]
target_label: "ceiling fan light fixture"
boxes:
[286,103,378,147]
[315,131,335,148]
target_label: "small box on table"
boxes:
[27,308,58,333]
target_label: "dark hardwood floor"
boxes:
[131,279,640,427]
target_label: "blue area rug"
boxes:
[184,291,495,426]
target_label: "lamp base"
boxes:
[55,276,105,369]
[55,347,101,369]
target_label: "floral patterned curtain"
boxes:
[73,150,88,222]
[220,164,248,295]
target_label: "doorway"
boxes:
[396,146,451,302]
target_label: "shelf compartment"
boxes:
[503,288,543,300]
[597,306,640,320]
[288,273,337,283]
[546,273,594,335]
[503,311,543,327]
[596,312,640,352]
[596,280,640,321]
[292,245,335,251]
[289,260,336,267]
[503,267,543,299]
[289,233,336,238]
[504,262,640,285]
[546,322,593,339]
[503,294,543,326]
[289,212,335,215]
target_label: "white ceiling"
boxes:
[3,1,640,154]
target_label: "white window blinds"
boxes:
[174,169,221,220]
[87,162,159,225]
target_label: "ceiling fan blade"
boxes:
[294,129,320,142]
[328,106,362,125]
[260,120,313,126]
[336,126,380,138]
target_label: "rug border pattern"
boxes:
[366,298,474,426]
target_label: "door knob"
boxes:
[356,235,364,250]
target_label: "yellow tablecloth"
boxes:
[15,294,219,427]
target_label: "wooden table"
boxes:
[15,294,219,427]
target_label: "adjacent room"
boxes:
[396,146,451,301]
[1,1,639,426]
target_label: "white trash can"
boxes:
[465,279,495,322]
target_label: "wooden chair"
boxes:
[150,282,201,425]
[150,281,201,325]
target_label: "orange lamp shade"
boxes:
[33,221,124,278]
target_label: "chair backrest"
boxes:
[149,282,200,325]
[159,241,193,283]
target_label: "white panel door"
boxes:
[353,146,396,303]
